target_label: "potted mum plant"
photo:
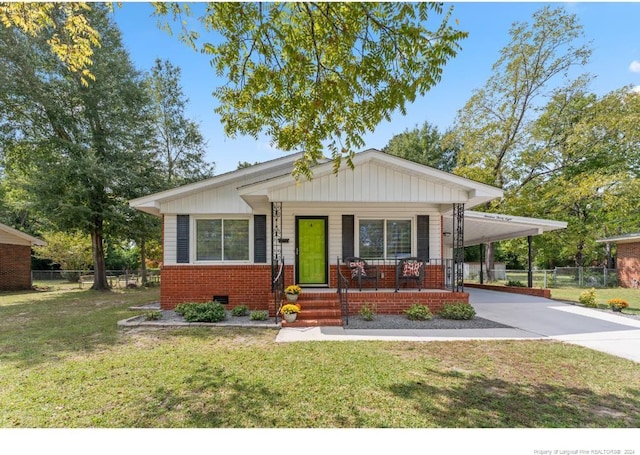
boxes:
[280,303,301,323]
[284,284,302,303]
[607,298,629,312]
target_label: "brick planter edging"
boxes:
[465,283,551,299]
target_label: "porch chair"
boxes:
[395,257,426,292]
[345,257,379,291]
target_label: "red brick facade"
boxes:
[160,264,274,310]
[160,263,463,314]
[617,242,640,288]
[465,283,552,299]
[0,243,33,291]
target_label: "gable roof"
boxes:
[129,152,304,215]
[0,222,46,246]
[130,149,504,215]
[237,149,503,209]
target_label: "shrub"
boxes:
[358,303,377,321]
[607,298,629,310]
[174,301,227,323]
[232,305,249,317]
[404,304,433,321]
[438,302,476,320]
[578,288,598,308]
[145,310,162,321]
[506,280,525,287]
[250,310,268,321]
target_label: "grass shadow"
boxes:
[389,368,640,427]
[0,287,159,367]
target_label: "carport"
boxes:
[443,210,568,287]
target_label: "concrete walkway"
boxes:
[276,288,640,364]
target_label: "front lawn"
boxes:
[550,287,640,311]
[1,287,639,428]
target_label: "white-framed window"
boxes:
[358,218,412,259]
[195,218,250,261]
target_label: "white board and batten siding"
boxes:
[267,161,471,204]
[280,203,442,264]
[164,205,443,265]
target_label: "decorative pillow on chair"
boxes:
[402,261,421,277]
[350,261,366,278]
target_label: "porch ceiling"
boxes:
[443,211,567,246]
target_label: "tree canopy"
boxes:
[0,2,101,86]
[154,2,468,178]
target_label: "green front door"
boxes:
[296,217,328,285]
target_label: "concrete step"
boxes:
[282,318,343,327]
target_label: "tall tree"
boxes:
[154,2,468,178]
[0,4,155,290]
[383,121,458,172]
[507,87,640,268]
[451,6,591,188]
[146,58,214,186]
[447,5,591,278]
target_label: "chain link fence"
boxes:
[32,269,160,288]
[466,267,618,289]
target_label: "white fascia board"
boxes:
[129,153,302,212]
[465,211,568,231]
[596,233,640,243]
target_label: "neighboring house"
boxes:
[0,223,46,291]
[130,149,566,322]
[596,233,640,288]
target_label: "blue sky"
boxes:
[111,2,640,174]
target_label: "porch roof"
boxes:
[442,211,567,247]
[238,149,503,209]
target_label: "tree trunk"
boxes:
[605,242,614,269]
[90,217,110,290]
[485,242,495,281]
[140,238,148,286]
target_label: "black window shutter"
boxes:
[254,215,267,263]
[342,215,354,261]
[417,215,430,260]
[176,215,190,263]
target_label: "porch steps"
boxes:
[281,292,343,327]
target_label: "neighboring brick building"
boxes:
[0,223,46,291]
[597,233,640,288]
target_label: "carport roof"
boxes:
[443,211,567,247]
[595,233,640,244]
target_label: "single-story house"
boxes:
[130,149,566,325]
[0,222,46,291]
[596,233,640,288]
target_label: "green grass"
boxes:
[1,287,639,428]
[550,287,640,311]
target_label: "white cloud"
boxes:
[629,60,640,73]
[631,85,640,94]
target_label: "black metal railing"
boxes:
[272,257,285,324]
[336,256,349,325]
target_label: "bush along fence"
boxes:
[465,267,619,289]
[31,269,160,288]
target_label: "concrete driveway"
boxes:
[469,288,640,363]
